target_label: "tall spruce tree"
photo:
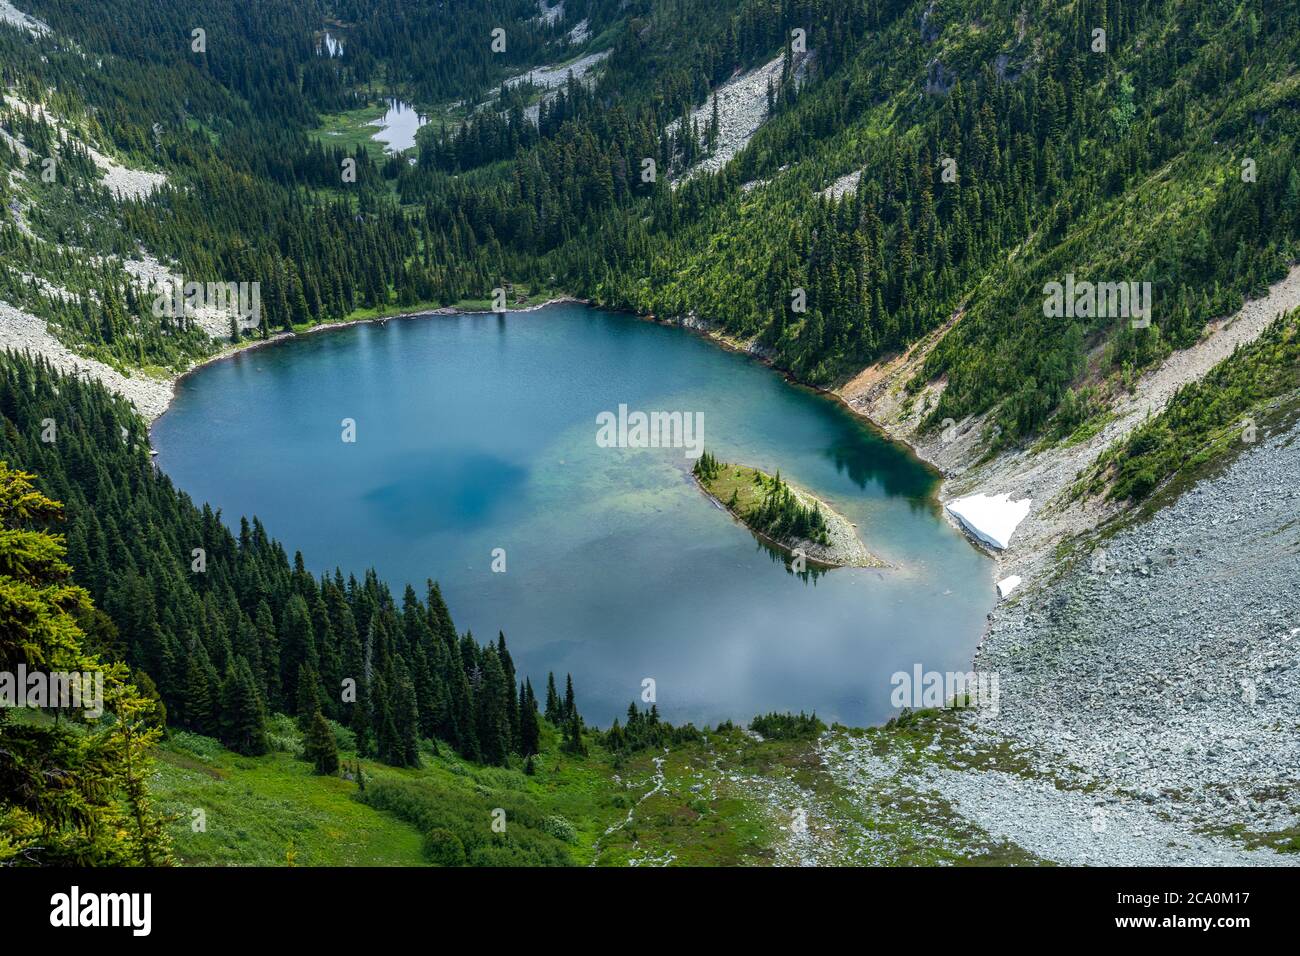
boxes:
[182,641,220,737]
[280,593,318,709]
[497,631,519,751]
[519,679,541,757]
[545,672,561,723]
[220,658,269,756]
[474,647,512,766]
[303,708,340,776]
[390,658,421,767]
[296,662,322,731]
[563,673,577,722]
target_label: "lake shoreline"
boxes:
[143,296,971,583]
[146,296,945,499]
[151,299,988,730]
[149,296,592,425]
[636,310,948,483]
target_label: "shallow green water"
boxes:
[152,304,992,726]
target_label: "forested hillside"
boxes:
[0,455,171,865]
[7,1,1295,441]
[0,354,1038,867]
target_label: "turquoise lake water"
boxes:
[151,303,993,726]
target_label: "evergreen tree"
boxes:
[562,711,586,756]
[220,658,269,756]
[0,463,172,865]
[303,708,340,776]
[253,599,281,710]
[563,673,577,722]
[519,679,541,757]
[131,669,168,730]
[544,672,561,723]
[182,642,220,736]
[446,644,479,761]
[474,648,512,766]
[280,593,318,709]
[296,662,322,731]
[390,659,422,767]
[352,670,374,758]
[497,631,519,750]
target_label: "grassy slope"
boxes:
[150,720,782,867]
[145,707,1055,866]
[155,738,426,866]
[695,461,780,517]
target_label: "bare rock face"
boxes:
[667,49,814,184]
[925,59,956,96]
[0,300,173,421]
[0,0,49,36]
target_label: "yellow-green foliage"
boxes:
[0,463,172,866]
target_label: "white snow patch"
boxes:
[995,574,1022,599]
[945,492,1032,550]
[0,0,49,36]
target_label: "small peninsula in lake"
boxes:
[692,451,882,569]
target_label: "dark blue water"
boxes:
[152,304,992,726]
